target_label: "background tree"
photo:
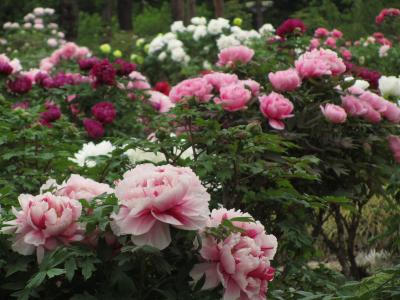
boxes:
[59,0,79,40]
[117,0,133,30]
[171,0,185,21]
[213,0,224,17]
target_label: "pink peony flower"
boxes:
[324,37,337,48]
[241,79,261,96]
[217,45,254,67]
[146,90,175,113]
[314,27,329,38]
[341,49,352,61]
[169,77,213,103]
[83,118,104,139]
[295,48,346,78]
[190,208,277,300]
[276,18,306,37]
[320,104,347,124]
[215,83,252,112]
[259,92,294,130]
[359,91,387,113]
[203,72,239,91]
[376,8,400,25]
[382,101,400,123]
[111,164,210,250]
[268,68,301,92]
[127,71,151,90]
[388,135,400,163]
[361,102,381,124]
[310,38,320,49]
[56,174,113,201]
[331,29,343,39]
[91,101,117,124]
[341,95,367,117]
[1,193,83,262]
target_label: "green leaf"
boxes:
[65,258,77,282]
[47,268,65,279]
[26,271,46,289]
[81,259,96,280]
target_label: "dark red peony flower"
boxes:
[0,62,13,75]
[91,101,117,124]
[90,60,116,87]
[348,64,381,89]
[40,103,61,126]
[83,118,104,139]
[114,58,136,76]
[153,81,171,96]
[276,19,306,37]
[7,75,32,94]
[79,57,100,71]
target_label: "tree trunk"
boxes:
[171,0,185,21]
[101,0,114,43]
[117,0,133,30]
[59,0,79,40]
[255,0,264,29]
[187,0,196,21]
[213,0,224,18]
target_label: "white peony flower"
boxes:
[158,51,167,61]
[44,8,55,15]
[203,60,212,69]
[352,79,370,90]
[47,38,58,48]
[149,36,165,54]
[23,23,32,29]
[379,76,400,97]
[259,23,275,36]
[34,23,44,30]
[69,141,116,168]
[163,32,177,42]
[193,25,207,41]
[124,148,166,164]
[167,39,183,51]
[207,18,230,35]
[216,34,240,50]
[191,17,207,25]
[33,7,45,16]
[379,45,390,58]
[48,23,58,29]
[171,21,186,33]
[171,47,187,62]
[24,13,35,22]
[187,24,197,32]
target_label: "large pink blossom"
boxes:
[359,91,387,113]
[127,71,151,90]
[217,45,254,67]
[314,27,329,38]
[169,78,213,103]
[320,104,347,124]
[259,92,294,130]
[190,208,277,300]
[2,193,83,262]
[382,101,400,123]
[56,175,113,201]
[341,95,367,117]
[241,79,260,96]
[215,83,251,112]
[146,90,175,113]
[295,48,346,78]
[388,135,400,163]
[111,164,210,250]
[268,68,301,92]
[203,72,239,91]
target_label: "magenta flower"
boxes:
[83,118,104,139]
[91,101,117,124]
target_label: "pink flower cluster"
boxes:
[1,174,113,261]
[295,48,346,78]
[259,92,294,130]
[145,90,175,113]
[376,8,400,25]
[40,42,91,72]
[170,72,259,112]
[0,54,21,74]
[217,45,254,67]
[190,208,277,300]
[312,28,343,49]
[111,164,210,250]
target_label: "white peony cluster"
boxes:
[379,76,400,98]
[69,141,116,168]
[147,17,274,63]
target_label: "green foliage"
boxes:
[133,2,172,37]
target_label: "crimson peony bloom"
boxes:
[154,81,171,96]
[83,118,104,139]
[276,18,306,37]
[40,104,61,126]
[91,101,117,124]
[90,59,116,87]
[0,61,13,75]
[7,75,32,94]
[114,58,136,76]
[78,57,100,71]
[111,164,210,250]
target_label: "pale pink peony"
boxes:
[310,38,320,49]
[127,71,151,90]
[203,72,239,91]
[146,90,175,113]
[217,45,254,67]
[241,79,261,96]
[111,164,210,250]
[56,174,113,201]
[169,77,213,103]
[341,95,367,117]
[268,68,301,92]
[359,91,387,113]
[382,101,400,123]
[215,83,252,111]
[190,208,277,300]
[320,104,347,124]
[388,135,400,163]
[295,48,346,78]
[2,193,83,262]
[259,92,294,130]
